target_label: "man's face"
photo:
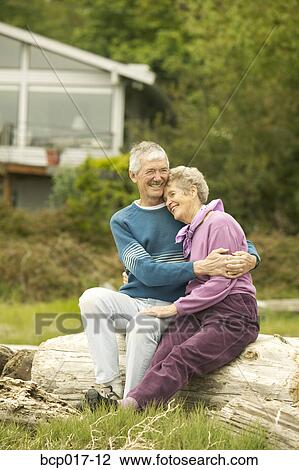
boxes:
[130,158,169,205]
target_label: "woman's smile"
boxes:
[165,182,201,224]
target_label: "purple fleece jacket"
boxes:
[174,199,256,316]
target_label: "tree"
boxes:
[1,0,298,233]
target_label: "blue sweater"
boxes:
[110,203,260,302]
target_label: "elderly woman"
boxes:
[89,166,259,410]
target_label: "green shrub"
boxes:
[250,231,299,299]
[0,203,35,238]
[0,235,122,302]
[49,154,138,244]
[48,167,78,208]
[0,202,74,240]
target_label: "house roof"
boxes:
[0,21,155,85]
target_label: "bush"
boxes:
[0,197,298,302]
[0,203,36,238]
[0,234,122,302]
[250,231,299,299]
[48,167,78,208]
[48,154,139,244]
[0,202,76,241]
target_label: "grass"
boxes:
[259,309,299,337]
[0,298,81,345]
[0,401,269,450]
[0,298,295,451]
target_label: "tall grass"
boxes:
[0,402,269,450]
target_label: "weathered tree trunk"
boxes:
[178,334,299,408]
[31,332,126,402]
[0,345,13,375]
[0,377,77,425]
[8,333,299,447]
[31,333,299,408]
[214,396,299,449]
[2,350,35,381]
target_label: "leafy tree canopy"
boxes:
[1,0,298,233]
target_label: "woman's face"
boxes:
[164,181,195,223]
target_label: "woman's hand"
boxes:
[140,304,178,318]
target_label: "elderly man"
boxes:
[79,141,260,401]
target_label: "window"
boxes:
[30,46,98,71]
[27,87,112,148]
[0,86,19,145]
[0,35,21,68]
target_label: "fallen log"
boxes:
[178,334,299,408]
[0,377,78,425]
[257,298,299,312]
[213,396,299,449]
[0,345,13,375]
[2,349,35,381]
[31,332,299,409]
[31,332,125,402]
[13,333,299,447]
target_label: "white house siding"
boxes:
[0,22,154,208]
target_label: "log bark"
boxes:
[257,298,299,312]
[31,333,299,409]
[31,332,126,402]
[0,377,77,425]
[178,334,299,408]
[214,396,299,449]
[2,349,35,381]
[0,345,13,374]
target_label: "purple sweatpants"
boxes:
[128,293,259,409]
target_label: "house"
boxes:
[0,22,156,209]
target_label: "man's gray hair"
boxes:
[129,141,169,173]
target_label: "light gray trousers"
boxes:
[79,287,171,397]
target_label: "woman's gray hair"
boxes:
[129,141,169,173]
[168,166,209,203]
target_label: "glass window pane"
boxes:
[0,87,19,145]
[30,46,98,71]
[0,35,21,68]
[27,88,112,148]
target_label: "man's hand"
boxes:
[193,248,257,278]
[140,304,177,318]
[227,251,257,277]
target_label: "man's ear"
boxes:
[129,171,137,183]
